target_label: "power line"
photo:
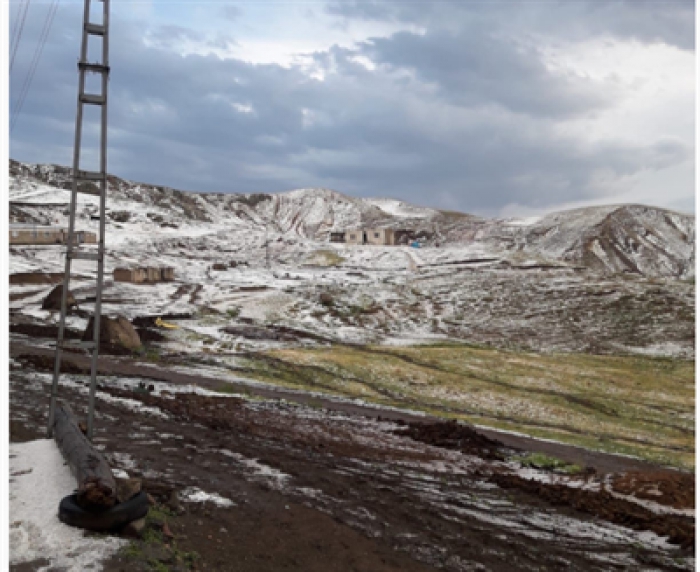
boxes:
[9,0,31,73]
[11,0,60,133]
[10,0,26,55]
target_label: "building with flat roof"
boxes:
[9,225,96,246]
[339,228,396,246]
[113,266,175,284]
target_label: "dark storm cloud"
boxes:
[326,0,695,51]
[9,1,694,215]
[358,29,611,117]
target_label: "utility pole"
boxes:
[47,0,110,441]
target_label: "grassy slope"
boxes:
[237,343,694,470]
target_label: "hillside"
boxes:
[9,159,694,279]
[8,160,696,571]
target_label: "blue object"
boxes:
[411,241,421,249]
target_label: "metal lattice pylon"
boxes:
[47,0,110,441]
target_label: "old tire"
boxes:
[58,491,149,532]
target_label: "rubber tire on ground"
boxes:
[58,491,149,532]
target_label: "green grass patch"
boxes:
[514,453,582,474]
[118,504,200,571]
[237,344,695,470]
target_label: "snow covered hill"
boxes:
[9,159,695,279]
[8,159,695,358]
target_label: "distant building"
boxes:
[114,266,175,284]
[345,230,364,245]
[146,267,161,282]
[75,231,97,245]
[9,225,96,246]
[365,228,395,246]
[329,232,346,243]
[114,267,147,283]
[339,228,396,246]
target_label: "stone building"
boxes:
[9,225,97,245]
[342,228,396,246]
[113,266,174,284]
[345,230,364,245]
[365,228,395,246]
[146,267,161,282]
[113,267,147,283]
[10,225,65,245]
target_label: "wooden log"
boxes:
[52,402,117,510]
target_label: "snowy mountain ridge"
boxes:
[9,159,695,278]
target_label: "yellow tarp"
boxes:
[154,317,179,329]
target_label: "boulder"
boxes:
[42,284,77,311]
[82,315,142,351]
[212,263,227,271]
[110,210,131,223]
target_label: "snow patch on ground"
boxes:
[180,487,236,507]
[9,439,126,571]
[219,449,291,484]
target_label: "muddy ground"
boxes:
[9,340,695,572]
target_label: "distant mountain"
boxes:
[520,205,695,278]
[8,159,695,278]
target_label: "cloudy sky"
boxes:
[7,0,696,217]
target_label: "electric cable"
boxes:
[10,0,26,56]
[9,0,31,72]
[11,0,60,133]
